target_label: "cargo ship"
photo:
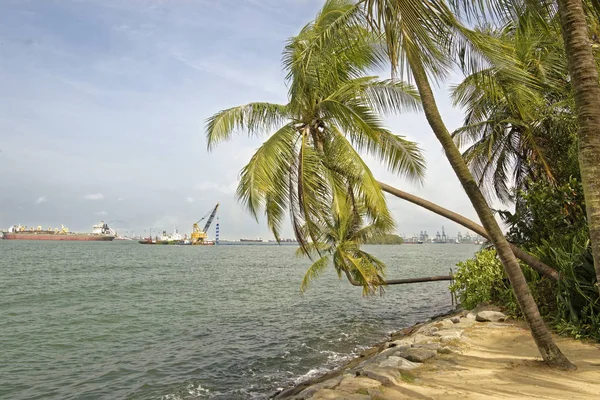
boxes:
[1,222,116,241]
[240,238,264,243]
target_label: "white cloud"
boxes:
[117,197,124,201]
[83,193,105,200]
[95,210,108,216]
[35,196,47,204]
[186,196,194,203]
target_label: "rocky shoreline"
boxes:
[271,306,510,400]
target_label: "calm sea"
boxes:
[0,241,479,399]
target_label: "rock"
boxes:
[438,346,453,354]
[476,311,507,322]
[399,348,437,363]
[417,325,439,336]
[361,366,401,385]
[451,316,460,324]
[412,334,434,344]
[433,329,462,340]
[466,304,496,320]
[306,388,370,400]
[287,376,343,399]
[336,375,381,394]
[412,342,442,350]
[432,319,454,329]
[391,333,431,347]
[378,355,422,370]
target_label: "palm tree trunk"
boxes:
[556,0,600,294]
[409,56,575,369]
[377,182,560,281]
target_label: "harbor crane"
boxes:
[191,203,219,245]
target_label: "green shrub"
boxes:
[449,249,507,310]
[451,234,600,342]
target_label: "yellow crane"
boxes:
[191,203,219,245]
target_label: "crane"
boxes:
[191,203,220,245]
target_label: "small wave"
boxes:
[159,383,210,400]
[187,383,210,397]
[293,367,330,384]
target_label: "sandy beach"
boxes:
[274,308,600,399]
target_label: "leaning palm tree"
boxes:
[206,0,559,282]
[357,0,574,368]
[299,192,389,296]
[206,0,425,253]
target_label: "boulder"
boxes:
[433,329,462,340]
[361,366,401,385]
[417,325,439,336]
[336,375,381,394]
[476,311,507,323]
[379,355,422,370]
[450,316,461,324]
[412,342,442,350]
[399,347,437,363]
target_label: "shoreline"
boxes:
[271,308,461,399]
[271,306,600,399]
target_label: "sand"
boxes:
[375,321,600,400]
[275,314,600,400]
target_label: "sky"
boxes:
[0,0,498,240]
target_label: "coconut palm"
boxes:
[206,0,425,254]
[555,0,600,297]
[356,0,574,368]
[448,0,600,307]
[206,0,570,366]
[451,12,579,203]
[299,192,389,295]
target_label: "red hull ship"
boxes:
[1,222,116,241]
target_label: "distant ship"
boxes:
[1,222,116,241]
[240,238,264,243]
[139,228,199,245]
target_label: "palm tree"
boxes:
[451,13,579,203]
[555,0,600,296]
[206,0,425,253]
[378,182,560,281]
[206,0,570,366]
[299,193,389,296]
[358,0,574,368]
[447,0,600,304]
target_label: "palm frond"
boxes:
[236,124,298,222]
[300,255,330,293]
[206,103,290,150]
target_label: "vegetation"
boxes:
[206,0,425,293]
[448,2,600,343]
[365,233,404,245]
[359,0,574,367]
[299,196,390,295]
[206,0,600,369]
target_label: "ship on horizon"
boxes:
[239,238,264,243]
[1,222,116,241]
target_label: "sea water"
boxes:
[0,241,479,399]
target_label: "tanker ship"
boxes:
[1,222,116,241]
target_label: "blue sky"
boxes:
[0,0,487,240]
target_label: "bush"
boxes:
[449,249,508,310]
[451,236,600,341]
